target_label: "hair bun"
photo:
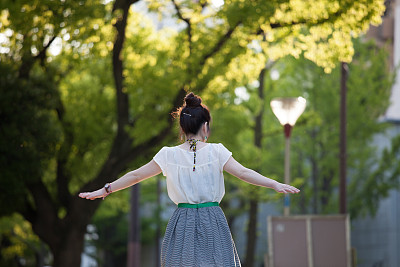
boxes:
[184,92,202,108]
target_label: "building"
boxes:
[351,1,400,266]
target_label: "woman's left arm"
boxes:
[79,159,162,200]
[223,156,300,194]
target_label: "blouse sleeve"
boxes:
[218,143,232,171]
[153,147,168,176]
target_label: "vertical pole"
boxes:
[284,124,292,216]
[284,136,291,216]
[127,184,140,267]
[311,129,318,214]
[339,62,348,214]
[155,177,161,267]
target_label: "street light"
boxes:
[270,97,306,216]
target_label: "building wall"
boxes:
[351,124,400,267]
[351,1,400,266]
[386,0,400,120]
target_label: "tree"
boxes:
[0,0,385,266]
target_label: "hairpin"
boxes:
[182,112,192,117]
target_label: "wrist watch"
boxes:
[104,183,112,194]
[103,183,112,200]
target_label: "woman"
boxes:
[79,92,300,266]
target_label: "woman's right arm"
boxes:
[223,156,300,194]
[79,159,162,200]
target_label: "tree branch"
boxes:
[171,0,192,54]
[199,20,241,67]
[18,35,57,79]
[36,36,57,66]
[55,96,73,209]
[199,0,208,11]
[112,0,139,138]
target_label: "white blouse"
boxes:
[153,143,232,205]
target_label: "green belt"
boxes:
[178,202,219,208]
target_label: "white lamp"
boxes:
[270,97,307,136]
[270,97,306,216]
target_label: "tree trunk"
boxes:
[244,199,259,267]
[51,226,86,267]
[320,171,334,212]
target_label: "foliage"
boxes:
[0,0,108,63]
[147,0,385,72]
[349,133,400,217]
[56,55,116,192]
[0,214,50,267]
[262,38,394,215]
[0,62,60,215]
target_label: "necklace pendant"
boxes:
[187,138,200,172]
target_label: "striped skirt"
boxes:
[161,205,241,267]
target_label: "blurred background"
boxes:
[0,0,399,266]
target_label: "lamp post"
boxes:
[270,97,306,216]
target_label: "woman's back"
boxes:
[153,143,232,205]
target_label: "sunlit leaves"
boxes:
[0,0,108,63]
[261,0,385,71]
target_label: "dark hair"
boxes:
[175,92,211,136]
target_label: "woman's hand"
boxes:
[273,182,300,194]
[79,188,107,200]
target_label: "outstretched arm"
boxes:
[223,156,300,194]
[79,159,162,200]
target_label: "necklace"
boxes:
[187,138,201,171]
